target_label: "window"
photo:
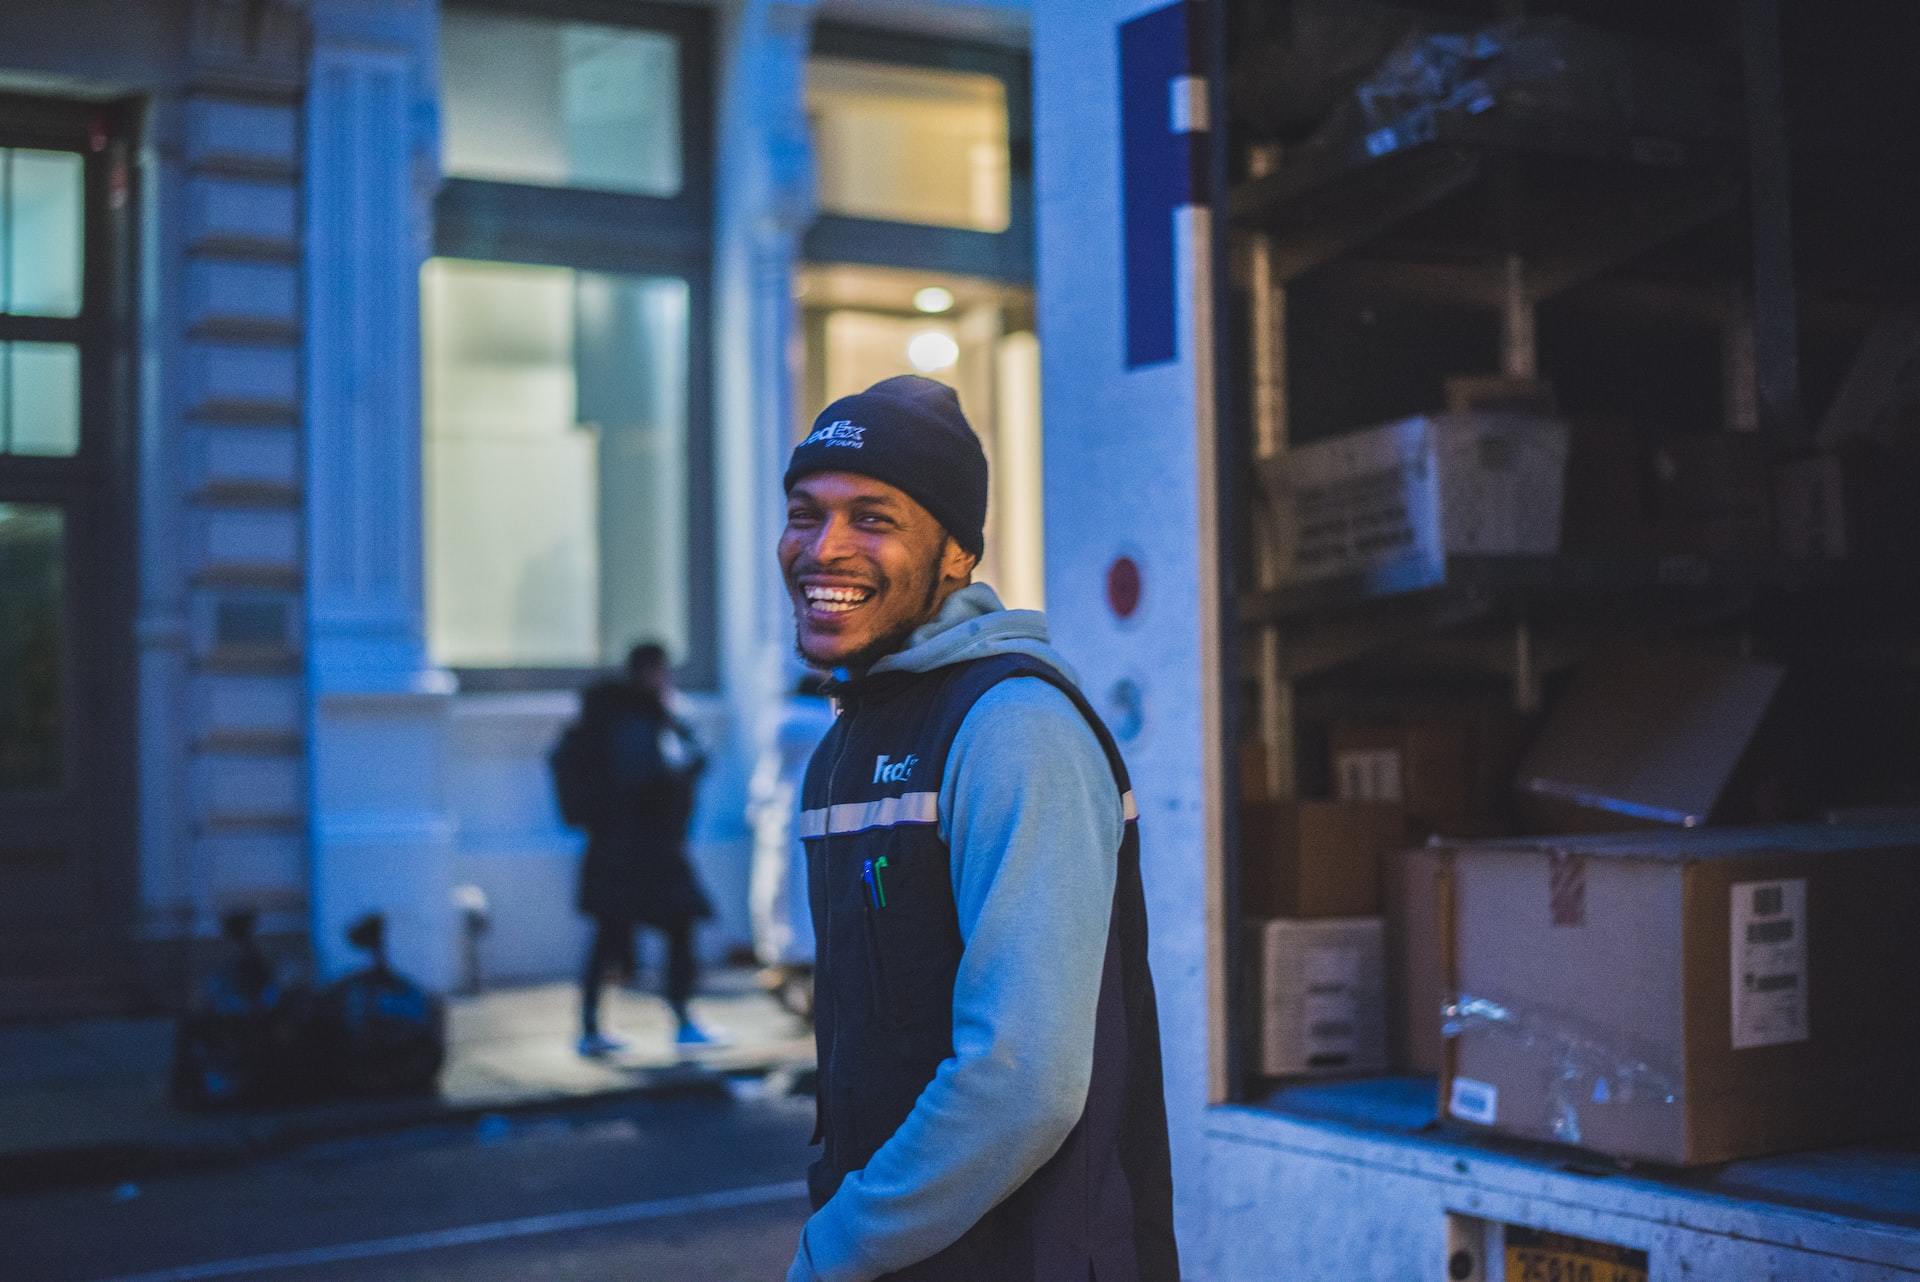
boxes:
[423,259,690,668]
[440,10,682,198]
[1,147,84,457]
[803,25,1033,284]
[808,58,1009,232]
[431,4,713,686]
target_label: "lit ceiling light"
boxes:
[907,330,960,372]
[912,286,955,314]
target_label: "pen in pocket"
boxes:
[862,856,888,909]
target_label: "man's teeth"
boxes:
[805,586,871,613]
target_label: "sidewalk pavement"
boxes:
[0,969,814,1196]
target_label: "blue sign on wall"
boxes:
[1118,1,1204,370]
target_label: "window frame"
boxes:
[803,22,1035,285]
[0,95,118,476]
[432,0,717,691]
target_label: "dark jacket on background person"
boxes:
[573,680,713,928]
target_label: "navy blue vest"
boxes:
[801,653,1178,1282]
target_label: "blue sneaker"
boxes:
[577,1032,629,1057]
[674,1019,726,1048]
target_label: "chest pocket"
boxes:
[859,841,962,1063]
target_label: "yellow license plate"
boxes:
[1504,1226,1650,1282]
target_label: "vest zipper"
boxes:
[862,880,897,1027]
[816,701,856,1151]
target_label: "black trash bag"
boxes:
[169,910,324,1110]
[312,913,447,1096]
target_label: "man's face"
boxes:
[779,472,974,672]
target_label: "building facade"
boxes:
[0,0,1039,1013]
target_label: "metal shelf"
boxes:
[1229,105,1742,297]
[1240,552,1802,623]
[1235,553,1853,681]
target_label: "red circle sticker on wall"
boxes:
[1106,555,1142,620]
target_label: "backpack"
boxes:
[548,719,600,829]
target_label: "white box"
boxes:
[1254,916,1388,1077]
[1259,414,1571,590]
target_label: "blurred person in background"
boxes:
[563,641,718,1055]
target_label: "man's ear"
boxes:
[940,537,978,586]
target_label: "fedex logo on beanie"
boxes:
[801,419,865,449]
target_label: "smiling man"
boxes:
[779,375,1178,1282]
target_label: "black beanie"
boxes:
[784,375,989,558]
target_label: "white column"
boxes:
[303,0,457,988]
[712,0,817,808]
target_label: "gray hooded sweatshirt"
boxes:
[788,582,1125,1282]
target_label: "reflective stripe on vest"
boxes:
[799,789,1139,839]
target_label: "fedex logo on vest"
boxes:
[873,753,918,784]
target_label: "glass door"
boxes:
[0,98,136,1007]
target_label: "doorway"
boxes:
[0,97,137,1015]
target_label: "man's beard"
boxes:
[791,547,945,675]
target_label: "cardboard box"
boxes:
[1517,648,1784,830]
[1241,800,1410,918]
[1253,916,1388,1078]
[1331,722,1474,832]
[1382,844,1448,1074]
[1437,824,1920,1165]
[1258,413,1570,592]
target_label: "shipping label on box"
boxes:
[1301,944,1365,1066]
[1447,1075,1499,1125]
[1730,877,1809,1050]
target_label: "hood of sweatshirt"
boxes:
[861,582,1080,686]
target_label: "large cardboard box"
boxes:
[1438,824,1920,1165]
[1382,844,1449,1074]
[1258,413,1570,592]
[1253,916,1388,1078]
[1241,800,1410,918]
